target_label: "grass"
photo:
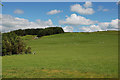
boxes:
[2,31,118,78]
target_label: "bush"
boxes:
[2,32,31,56]
[25,47,32,54]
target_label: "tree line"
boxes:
[11,27,64,37]
[2,27,64,56]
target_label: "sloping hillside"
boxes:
[2,31,118,78]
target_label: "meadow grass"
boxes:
[2,31,118,78]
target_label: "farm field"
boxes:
[2,31,118,78]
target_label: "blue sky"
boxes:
[1,2,118,32]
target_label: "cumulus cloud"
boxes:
[36,19,53,26]
[71,2,94,15]
[109,19,118,28]
[98,22,110,30]
[79,25,103,32]
[14,9,24,14]
[98,19,118,29]
[63,26,73,32]
[59,14,97,25]
[47,9,62,15]
[1,14,54,32]
[80,19,119,32]
[84,1,92,8]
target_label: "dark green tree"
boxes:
[2,32,31,56]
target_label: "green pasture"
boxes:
[2,31,118,78]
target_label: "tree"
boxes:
[2,32,31,56]
[25,47,31,54]
[37,29,45,37]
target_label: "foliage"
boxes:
[11,27,64,37]
[37,27,64,37]
[2,32,31,56]
[25,47,31,54]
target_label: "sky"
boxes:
[0,2,119,32]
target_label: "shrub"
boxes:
[2,32,31,56]
[25,47,32,54]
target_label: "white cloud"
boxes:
[84,1,92,8]
[79,19,119,32]
[36,19,53,26]
[63,26,73,32]
[98,22,110,30]
[59,14,97,25]
[98,19,118,29]
[14,9,24,14]
[109,19,118,28]
[79,25,103,32]
[71,2,94,15]
[98,19,118,30]
[1,14,54,32]
[47,9,62,15]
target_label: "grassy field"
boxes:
[2,31,118,78]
